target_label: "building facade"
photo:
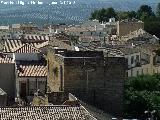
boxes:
[47,49,127,117]
[117,20,144,37]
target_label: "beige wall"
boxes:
[117,21,144,37]
[47,50,63,92]
[125,52,141,69]
[128,48,160,77]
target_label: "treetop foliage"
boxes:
[124,74,160,119]
[90,7,117,22]
[90,3,160,38]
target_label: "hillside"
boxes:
[0,0,159,25]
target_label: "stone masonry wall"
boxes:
[117,21,144,37]
[47,49,127,117]
[63,57,127,117]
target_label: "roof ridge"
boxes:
[14,43,41,53]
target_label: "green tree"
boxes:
[128,11,137,19]
[90,7,117,22]
[117,11,129,20]
[90,10,99,20]
[157,3,160,17]
[118,11,137,20]
[143,17,160,38]
[137,5,155,20]
[124,75,160,119]
[105,7,117,20]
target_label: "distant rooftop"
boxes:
[3,39,48,53]
[49,37,73,50]
[119,18,143,23]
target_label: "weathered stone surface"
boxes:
[47,50,127,117]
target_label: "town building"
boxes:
[0,93,100,119]
[117,19,144,37]
[47,49,127,117]
[16,61,47,101]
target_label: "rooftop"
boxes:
[24,34,50,41]
[3,39,48,53]
[0,106,95,120]
[17,61,47,77]
[14,44,41,53]
[119,18,143,23]
[0,53,14,63]
[118,47,140,55]
[66,26,96,33]
[49,37,73,50]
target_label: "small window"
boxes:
[131,56,134,64]
[80,32,83,34]
[136,55,139,62]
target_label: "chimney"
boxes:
[49,25,52,33]
[94,25,97,31]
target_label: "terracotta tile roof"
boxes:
[24,34,50,41]
[0,53,14,63]
[3,40,48,53]
[15,44,41,53]
[54,33,70,40]
[0,106,95,120]
[17,63,47,77]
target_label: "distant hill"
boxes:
[0,0,159,25]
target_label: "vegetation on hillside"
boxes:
[124,74,160,119]
[90,3,160,38]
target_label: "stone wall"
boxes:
[47,49,127,117]
[47,92,68,105]
[47,49,64,92]
[64,57,126,117]
[117,21,144,37]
